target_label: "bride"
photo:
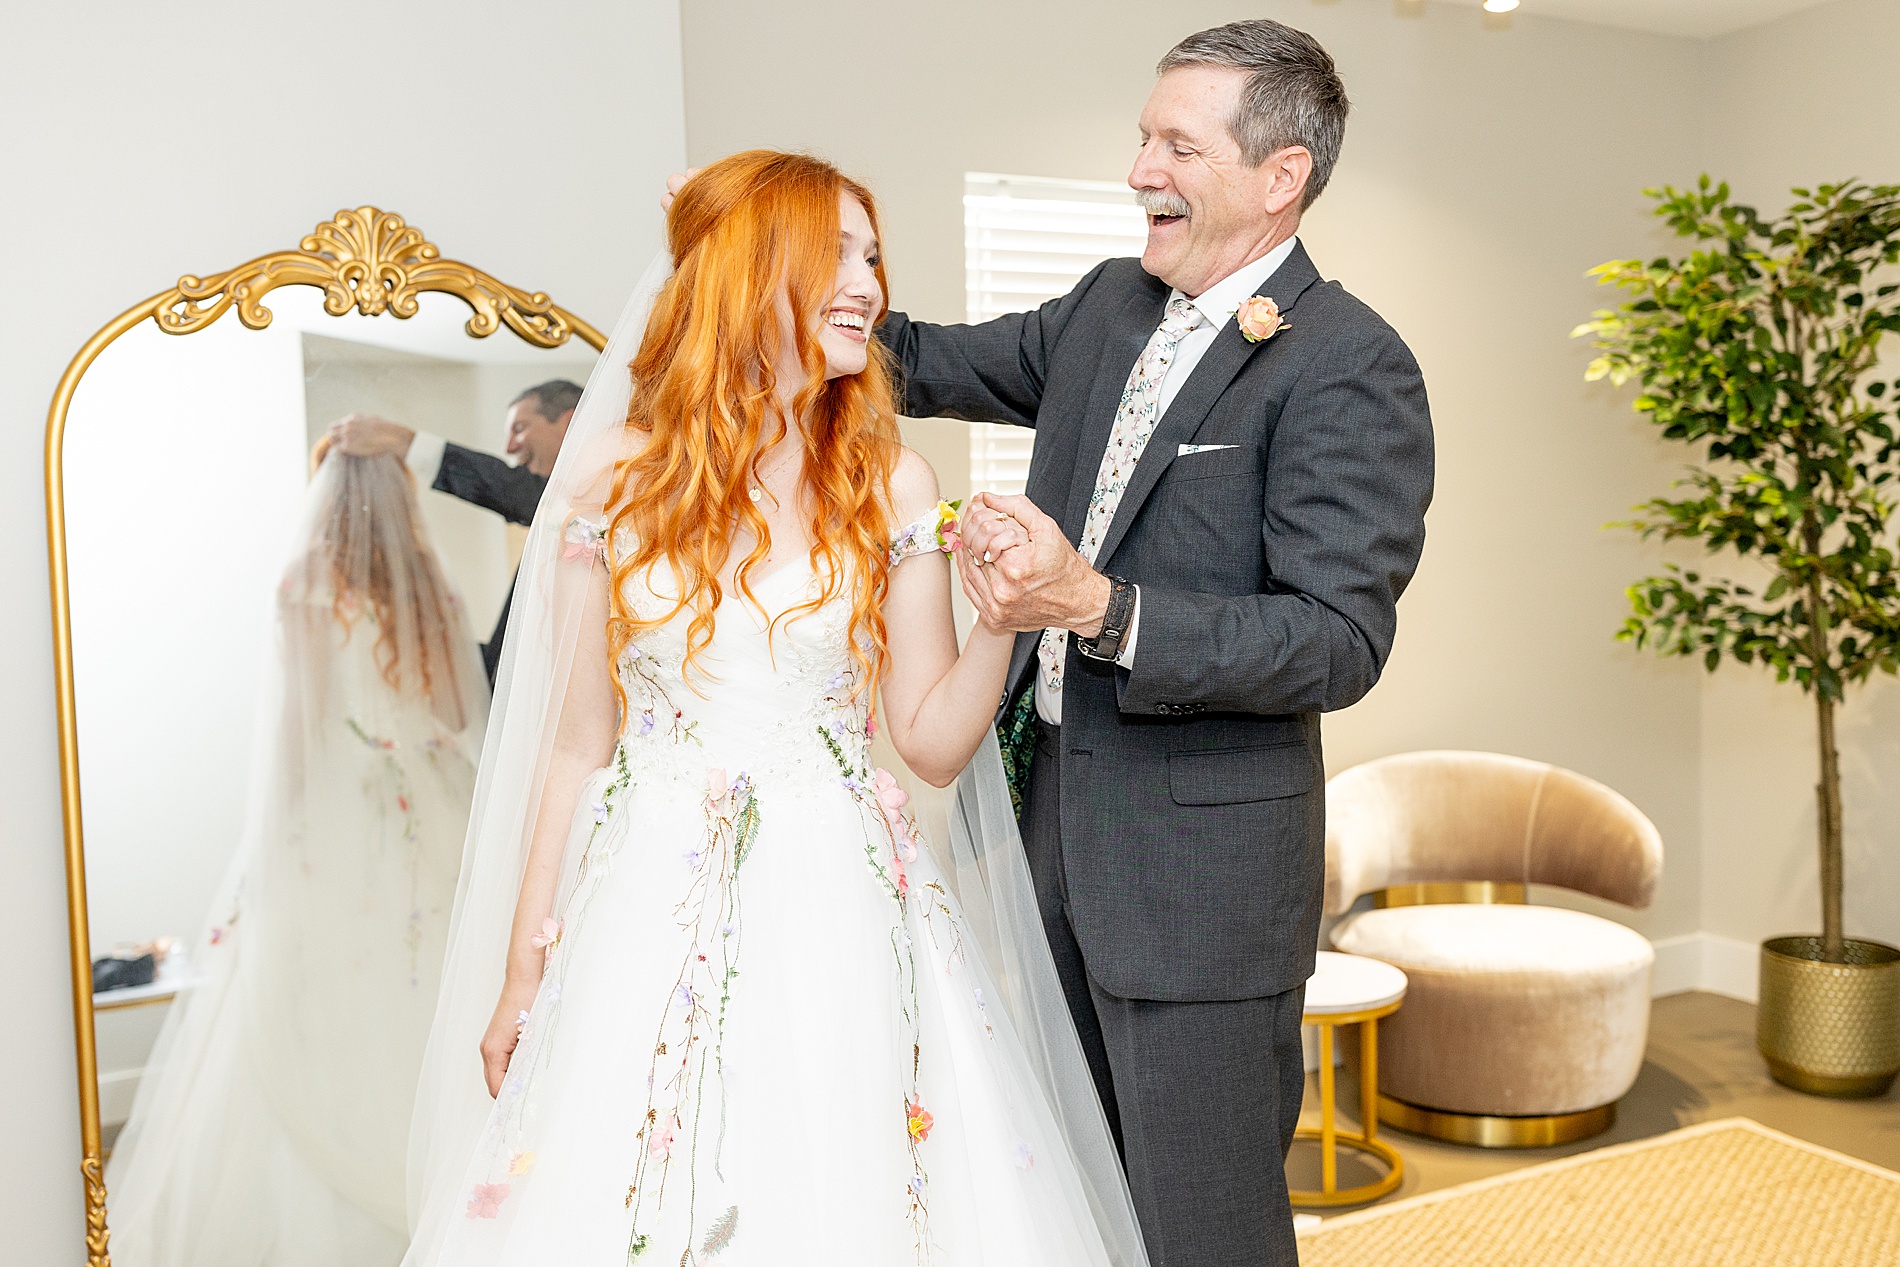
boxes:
[107,444,489,1266]
[403,150,1148,1266]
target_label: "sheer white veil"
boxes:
[109,450,488,1264]
[405,253,670,1247]
[406,251,1150,1266]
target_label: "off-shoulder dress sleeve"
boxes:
[887,500,961,567]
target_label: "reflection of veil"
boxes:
[106,453,489,1266]
[406,254,1148,1266]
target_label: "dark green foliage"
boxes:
[1577,177,1900,957]
[995,688,1037,821]
[1578,178,1900,698]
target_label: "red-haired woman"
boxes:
[403,152,1148,1266]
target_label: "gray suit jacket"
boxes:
[880,243,1433,1000]
[433,442,547,684]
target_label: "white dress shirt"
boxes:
[405,429,449,487]
[1035,236,1300,725]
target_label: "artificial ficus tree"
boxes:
[1576,178,1900,963]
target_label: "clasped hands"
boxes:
[955,493,1111,640]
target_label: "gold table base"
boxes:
[1378,1094,1616,1148]
[1290,1000,1405,1207]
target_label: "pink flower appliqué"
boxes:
[648,1115,678,1160]
[465,1182,509,1219]
[706,766,730,805]
[934,499,963,554]
[869,769,919,889]
[530,917,561,966]
[561,516,607,561]
[907,1098,935,1143]
[872,768,908,813]
[872,769,920,867]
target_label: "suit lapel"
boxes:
[1091,242,1321,570]
[1058,279,1170,544]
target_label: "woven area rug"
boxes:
[1296,1117,1900,1266]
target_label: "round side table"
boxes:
[1290,950,1408,1207]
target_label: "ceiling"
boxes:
[1426,0,1839,39]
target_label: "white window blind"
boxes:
[964,173,1148,495]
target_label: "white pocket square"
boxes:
[1177,443,1238,456]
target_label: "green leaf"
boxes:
[1586,178,1900,711]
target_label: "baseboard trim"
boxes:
[1651,932,1759,1003]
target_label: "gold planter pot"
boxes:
[1757,936,1900,1099]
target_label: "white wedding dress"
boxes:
[106,455,488,1267]
[406,515,1133,1266]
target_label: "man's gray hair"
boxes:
[511,379,584,420]
[1158,20,1350,208]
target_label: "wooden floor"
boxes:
[1287,990,1900,1209]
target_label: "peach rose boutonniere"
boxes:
[1235,295,1287,343]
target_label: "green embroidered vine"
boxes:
[346,717,425,977]
[625,773,760,1262]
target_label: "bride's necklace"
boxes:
[747,446,799,504]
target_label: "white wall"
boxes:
[0,2,684,1257]
[1695,0,1900,956]
[680,0,1711,943]
[65,315,309,960]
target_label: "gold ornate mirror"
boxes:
[44,208,607,1267]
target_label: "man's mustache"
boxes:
[1135,189,1191,219]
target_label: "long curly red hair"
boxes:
[605,151,902,711]
[305,436,471,731]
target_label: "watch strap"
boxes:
[1077,575,1136,663]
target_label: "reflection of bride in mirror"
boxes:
[106,443,490,1267]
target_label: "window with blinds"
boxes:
[963,172,1148,495]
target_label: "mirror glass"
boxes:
[64,285,596,1254]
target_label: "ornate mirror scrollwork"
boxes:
[44,208,607,1267]
[154,207,598,347]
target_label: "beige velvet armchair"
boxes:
[1325,751,1663,1146]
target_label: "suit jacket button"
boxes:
[1157,703,1173,715]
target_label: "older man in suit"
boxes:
[883,20,1433,1267]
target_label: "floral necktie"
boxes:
[1038,296,1204,702]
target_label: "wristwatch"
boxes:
[1076,575,1137,663]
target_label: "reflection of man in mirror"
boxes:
[325,379,582,683]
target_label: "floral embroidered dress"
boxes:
[417,507,1130,1267]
